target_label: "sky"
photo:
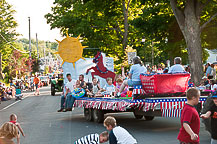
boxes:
[7,0,63,42]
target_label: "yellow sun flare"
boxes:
[55,34,87,67]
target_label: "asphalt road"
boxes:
[0,86,211,144]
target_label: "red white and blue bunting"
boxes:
[133,85,146,95]
[73,97,207,116]
[162,109,182,118]
[160,98,207,118]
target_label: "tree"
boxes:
[132,0,217,84]
[45,0,142,62]
[0,0,18,80]
[6,50,29,79]
[132,1,186,64]
[170,0,217,85]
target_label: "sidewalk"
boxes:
[0,90,33,110]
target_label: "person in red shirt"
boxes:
[33,75,40,95]
[177,88,200,144]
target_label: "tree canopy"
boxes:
[45,0,217,65]
[0,0,59,81]
[45,0,142,61]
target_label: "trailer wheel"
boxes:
[144,116,154,121]
[84,108,93,121]
[93,109,104,123]
[201,95,214,134]
[133,112,143,119]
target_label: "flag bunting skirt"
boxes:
[73,97,207,118]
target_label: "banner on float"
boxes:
[62,55,114,87]
[62,58,94,84]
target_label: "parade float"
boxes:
[55,34,209,123]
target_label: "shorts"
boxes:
[179,141,199,144]
[211,138,217,144]
[35,84,38,89]
[127,79,142,87]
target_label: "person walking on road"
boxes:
[33,75,40,95]
[177,88,200,144]
[0,122,20,144]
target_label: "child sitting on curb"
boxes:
[103,116,137,144]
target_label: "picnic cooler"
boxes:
[140,73,190,94]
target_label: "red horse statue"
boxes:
[86,52,116,81]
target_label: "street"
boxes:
[0,86,211,144]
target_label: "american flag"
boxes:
[133,85,146,95]
[162,109,182,117]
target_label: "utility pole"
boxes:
[44,45,46,65]
[36,33,39,59]
[28,17,32,76]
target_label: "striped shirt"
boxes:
[74,134,100,144]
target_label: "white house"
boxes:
[206,49,217,63]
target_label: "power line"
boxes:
[0,33,29,54]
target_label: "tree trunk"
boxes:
[0,52,3,80]
[122,0,129,50]
[182,1,203,86]
[184,26,203,85]
[170,0,203,85]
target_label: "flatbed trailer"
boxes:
[73,95,208,123]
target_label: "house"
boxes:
[206,49,217,64]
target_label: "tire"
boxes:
[51,84,55,96]
[144,116,154,121]
[133,111,143,119]
[201,94,214,133]
[84,108,93,121]
[51,91,55,96]
[92,109,104,123]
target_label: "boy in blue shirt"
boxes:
[102,77,116,96]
